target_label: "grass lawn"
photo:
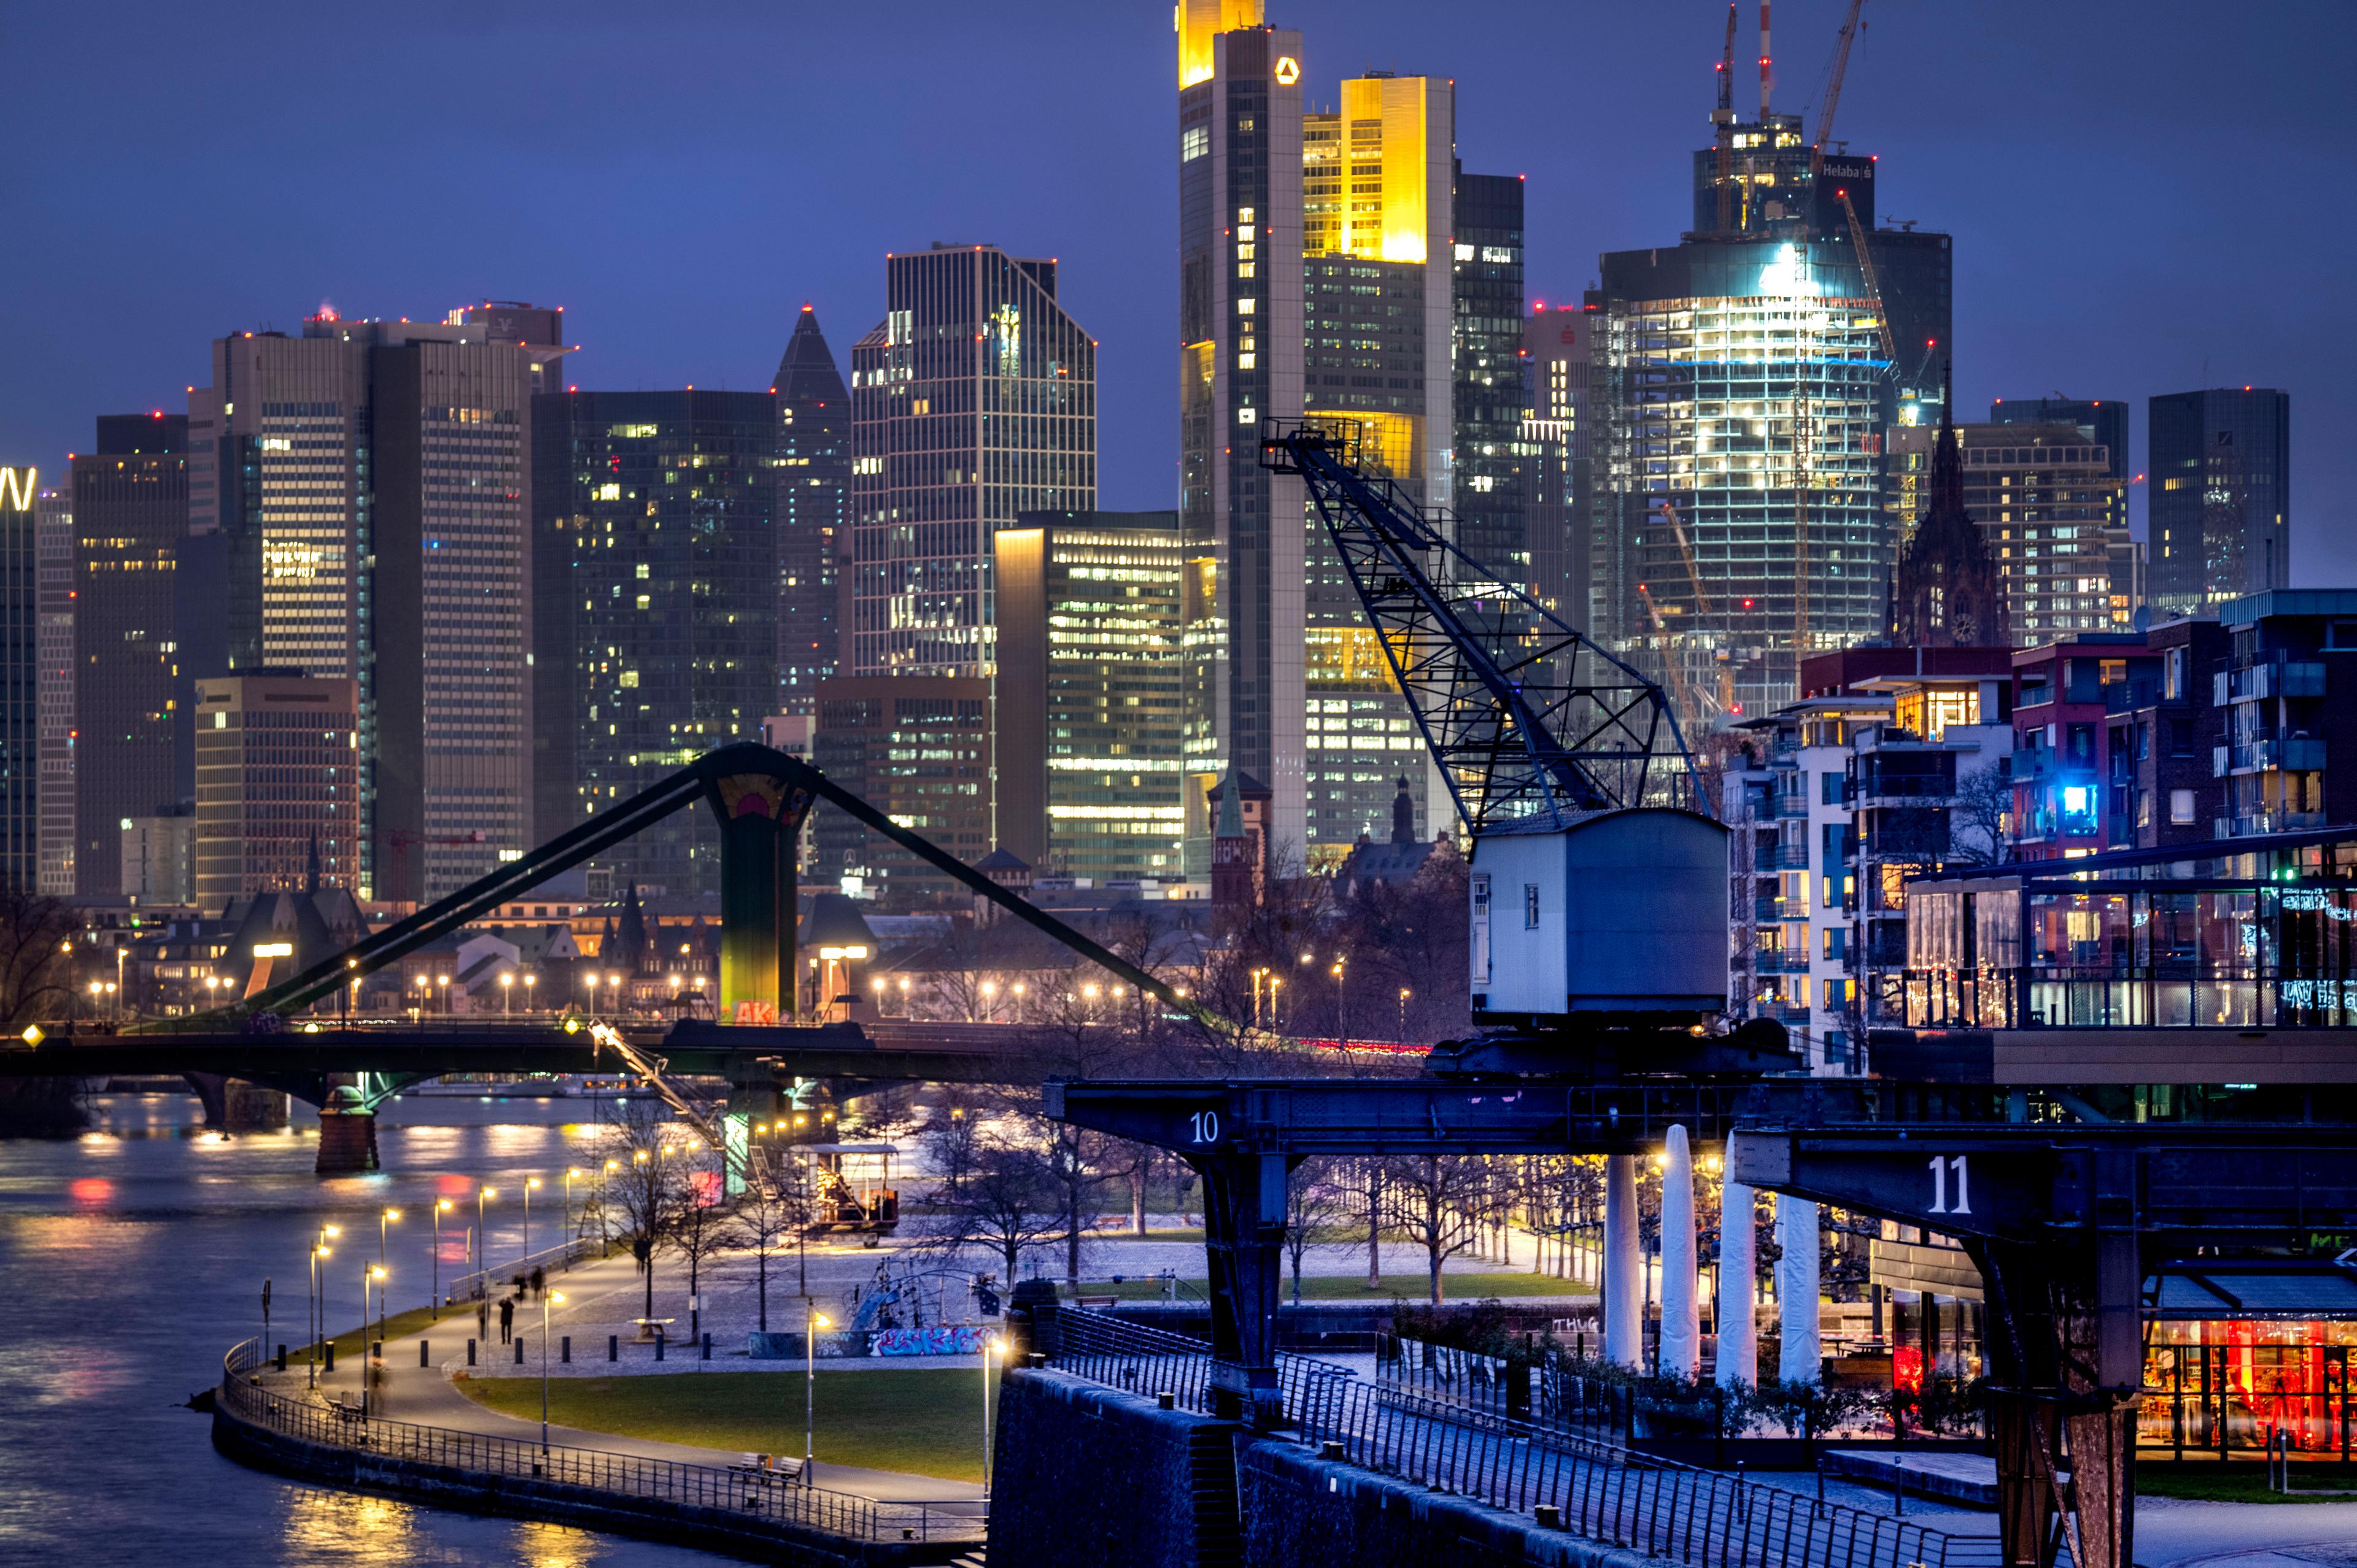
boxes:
[292,1303,449,1363]
[458,1370,989,1483]
[2137,1462,2357,1504]
[1068,1270,1595,1303]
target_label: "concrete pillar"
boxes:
[1716,1176,1757,1389]
[1657,1127,1700,1380]
[1603,1154,1642,1369]
[223,1079,290,1131]
[705,773,808,1025]
[1775,1194,1820,1384]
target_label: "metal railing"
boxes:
[1382,1336,1633,1440]
[1047,1312,1998,1568]
[449,1231,610,1303]
[218,1339,981,1544]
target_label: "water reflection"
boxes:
[0,1092,726,1566]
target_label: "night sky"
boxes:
[5,1,2349,574]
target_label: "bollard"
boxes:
[514,1337,525,1365]
[467,1338,477,1366]
[608,1334,619,1363]
[656,1330,665,1362]
[323,1343,335,1373]
[1319,1440,1345,1460]
[420,1340,430,1368]
[371,1340,382,1361]
[562,1335,571,1365]
[1536,1504,1563,1530]
[276,1344,287,1372]
[703,1332,713,1361]
[1157,1391,1175,1410]
[1027,1352,1046,1369]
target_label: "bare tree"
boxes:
[0,882,77,1027]
[1283,1157,1352,1305]
[730,1151,817,1330]
[918,1108,1069,1282]
[1383,1154,1493,1303]
[1948,763,2014,867]
[607,1099,694,1326]
[1339,1157,1387,1289]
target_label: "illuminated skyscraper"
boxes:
[187,308,555,900]
[848,245,1095,678]
[1593,13,1951,714]
[994,512,1186,881]
[1177,0,1307,868]
[0,464,41,891]
[70,414,187,897]
[2148,387,2291,617]
[34,483,72,897]
[774,306,850,714]
[532,390,780,898]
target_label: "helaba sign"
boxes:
[0,468,36,513]
[1820,156,1874,183]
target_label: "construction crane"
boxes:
[1835,187,1898,366]
[1713,3,1738,233]
[1260,420,1705,831]
[382,828,486,905]
[1809,0,1867,177]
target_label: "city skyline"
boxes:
[4,1,2347,574]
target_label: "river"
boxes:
[0,1090,730,1567]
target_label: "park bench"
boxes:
[730,1453,806,1485]
[325,1394,365,1423]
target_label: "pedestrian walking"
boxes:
[498,1296,514,1345]
[476,1296,489,1344]
[529,1264,546,1299]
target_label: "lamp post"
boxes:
[805,1302,833,1482]
[476,1186,497,1286]
[563,1168,586,1265]
[362,1263,385,1415]
[1268,976,1283,1033]
[524,1176,541,1265]
[412,973,429,1025]
[601,1159,619,1251]
[379,1206,401,1297]
[307,1227,338,1387]
[540,1289,567,1455]
[523,971,538,1013]
[982,1334,1005,1504]
[1250,967,1269,1030]
[500,971,514,1016]
[607,973,622,1019]
[436,973,451,1017]
[115,946,126,1021]
[1329,956,1348,1048]
[434,1198,455,1315]
[1398,987,1411,1042]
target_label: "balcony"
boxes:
[2217,658,2329,705]
[1851,776,1956,808]
[1753,894,1782,922]
[1773,790,1811,819]
[2214,810,2328,839]
[2214,734,2328,776]
[1774,844,1811,870]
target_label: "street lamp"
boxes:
[1330,956,1348,1049]
[1251,966,1269,1029]
[523,972,538,1011]
[524,1176,542,1264]
[434,1197,455,1315]
[308,1229,336,1387]
[436,974,450,1016]
[540,1289,567,1455]
[805,1303,833,1481]
[563,1168,586,1265]
[982,1334,1005,1504]
[379,1206,401,1288]
[500,971,514,1016]
[1398,987,1412,1041]
[601,1159,619,1249]
[412,973,429,1023]
[476,1186,497,1283]
[362,1263,387,1415]
[1268,976,1283,1032]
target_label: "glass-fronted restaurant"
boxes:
[1904,828,2357,1029]
[2143,1264,2357,1461]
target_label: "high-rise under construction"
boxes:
[1592,3,1951,717]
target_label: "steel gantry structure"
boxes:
[1262,419,1706,830]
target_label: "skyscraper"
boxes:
[994,512,1187,881]
[1298,72,1456,856]
[775,306,851,716]
[1452,169,1528,582]
[532,390,780,898]
[0,465,41,892]
[1177,2,1308,868]
[848,245,1096,678]
[2148,387,2291,617]
[1593,15,1951,713]
[69,414,187,897]
[186,308,554,901]
[34,483,72,897]
[192,673,360,906]
[1522,304,1599,633]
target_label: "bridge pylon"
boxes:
[703,770,814,1023]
